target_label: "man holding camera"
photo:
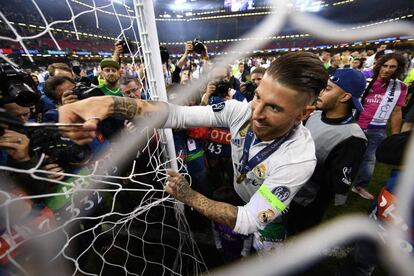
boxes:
[172,40,209,85]
[240,67,266,102]
[58,52,328,252]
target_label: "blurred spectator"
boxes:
[351,58,364,70]
[327,54,341,76]
[119,76,143,99]
[234,62,248,82]
[353,53,407,200]
[288,69,367,234]
[365,44,387,68]
[98,59,122,97]
[320,50,331,70]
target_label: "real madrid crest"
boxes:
[237,121,250,138]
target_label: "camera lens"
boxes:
[7,81,39,107]
[193,41,205,55]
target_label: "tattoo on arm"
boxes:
[176,177,238,229]
[111,96,139,120]
[195,195,238,229]
[109,97,169,126]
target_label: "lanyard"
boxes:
[237,127,295,183]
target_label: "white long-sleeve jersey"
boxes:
[164,100,316,235]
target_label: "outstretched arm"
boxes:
[58,96,168,144]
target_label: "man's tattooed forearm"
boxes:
[110,96,139,120]
[190,193,238,229]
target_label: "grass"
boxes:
[316,162,399,276]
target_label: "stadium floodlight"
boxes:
[110,0,124,4]
[295,0,322,12]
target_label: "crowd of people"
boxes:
[1,39,413,275]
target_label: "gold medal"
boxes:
[236,173,246,184]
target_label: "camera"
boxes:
[243,81,257,102]
[192,39,205,55]
[212,80,231,98]
[117,39,137,55]
[160,46,170,64]
[0,62,40,107]
[0,108,24,137]
[29,129,92,168]
[72,83,104,100]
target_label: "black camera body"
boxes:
[212,80,231,99]
[72,83,104,100]
[118,39,137,55]
[243,81,257,102]
[192,39,205,55]
[0,62,40,107]
[160,46,170,64]
[29,129,92,168]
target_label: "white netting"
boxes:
[0,0,413,275]
[0,0,204,275]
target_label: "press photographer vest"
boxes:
[294,111,366,206]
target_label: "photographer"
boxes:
[44,76,104,109]
[172,40,209,85]
[44,76,77,106]
[200,66,246,106]
[0,102,65,193]
[72,61,92,86]
[240,67,266,102]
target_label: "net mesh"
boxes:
[0,0,206,275]
[0,0,413,275]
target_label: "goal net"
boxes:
[0,0,206,275]
[0,0,413,275]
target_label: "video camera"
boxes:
[0,62,40,107]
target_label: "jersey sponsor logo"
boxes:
[271,186,290,202]
[342,167,352,185]
[252,163,266,179]
[258,209,276,223]
[207,128,231,144]
[211,102,225,112]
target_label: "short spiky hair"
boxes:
[266,52,328,105]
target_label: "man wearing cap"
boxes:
[287,68,368,234]
[99,59,123,97]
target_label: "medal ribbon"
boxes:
[238,127,295,178]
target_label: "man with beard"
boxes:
[287,69,367,234]
[98,59,123,97]
[57,52,327,252]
